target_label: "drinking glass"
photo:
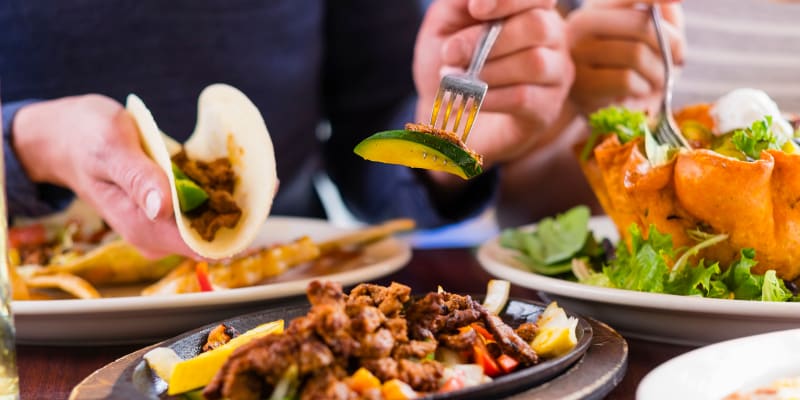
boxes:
[0,87,20,399]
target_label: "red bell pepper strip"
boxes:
[470,323,494,342]
[496,354,519,374]
[9,224,48,248]
[472,339,501,377]
[195,262,213,292]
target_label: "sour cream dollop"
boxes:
[710,88,794,144]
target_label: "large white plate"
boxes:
[478,216,800,346]
[638,328,800,399]
[12,216,411,345]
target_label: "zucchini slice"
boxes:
[354,125,483,180]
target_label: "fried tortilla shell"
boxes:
[127,84,278,259]
[28,240,183,285]
[580,135,800,279]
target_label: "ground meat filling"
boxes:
[203,281,540,400]
[171,150,241,241]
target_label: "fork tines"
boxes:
[429,75,487,142]
[653,113,689,148]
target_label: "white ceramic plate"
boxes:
[12,216,411,345]
[638,329,800,400]
[478,216,800,346]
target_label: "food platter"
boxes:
[638,328,800,400]
[478,216,800,346]
[12,217,411,345]
[69,297,627,400]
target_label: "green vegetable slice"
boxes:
[171,162,209,212]
[354,129,483,180]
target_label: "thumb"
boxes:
[107,110,174,222]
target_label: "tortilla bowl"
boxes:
[579,134,800,280]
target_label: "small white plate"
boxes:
[638,329,800,400]
[12,216,411,345]
[478,216,800,346]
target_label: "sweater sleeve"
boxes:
[322,1,498,229]
[3,99,74,218]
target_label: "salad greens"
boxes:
[731,116,779,160]
[499,206,604,276]
[581,106,649,160]
[500,206,798,302]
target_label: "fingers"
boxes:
[426,0,556,35]
[585,0,680,8]
[572,37,664,90]
[573,64,654,100]
[442,8,565,66]
[480,82,571,126]
[88,180,198,259]
[467,0,556,20]
[480,46,571,87]
[100,109,174,222]
[568,7,684,65]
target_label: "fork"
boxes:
[429,20,503,143]
[650,6,691,149]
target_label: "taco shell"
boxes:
[127,84,278,259]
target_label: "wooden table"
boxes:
[17,248,695,399]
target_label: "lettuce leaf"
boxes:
[731,116,779,160]
[602,224,673,293]
[500,206,601,275]
[581,106,649,160]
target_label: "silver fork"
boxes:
[429,20,503,143]
[650,6,691,149]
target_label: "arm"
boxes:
[3,99,75,217]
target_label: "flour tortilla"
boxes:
[127,84,277,259]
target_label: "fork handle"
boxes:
[650,6,674,106]
[466,20,503,78]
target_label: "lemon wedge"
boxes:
[531,302,578,359]
[143,347,183,382]
[482,279,511,315]
[167,319,284,395]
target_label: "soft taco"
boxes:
[127,84,278,259]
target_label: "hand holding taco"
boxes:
[127,84,278,260]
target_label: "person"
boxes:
[496,0,686,226]
[1,0,575,258]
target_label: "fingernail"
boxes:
[145,190,161,221]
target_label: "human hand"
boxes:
[413,0,575,170]
[567,0,685,116]
[12,94,197,259]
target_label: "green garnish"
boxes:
[731,116,778,160]
[581,106,649,160]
